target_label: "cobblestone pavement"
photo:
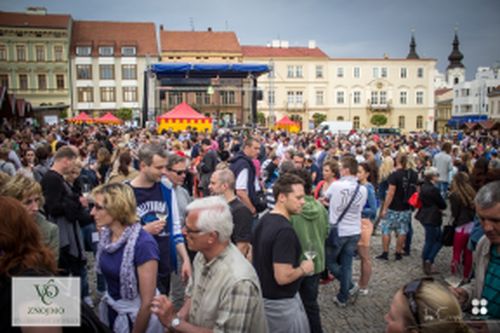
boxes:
[319,217,453,333]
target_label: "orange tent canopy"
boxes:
[68,112,93,123]
[95,112,123,125]
[157,102,209,120]
[276,115,298,126]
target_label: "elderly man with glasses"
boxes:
[152,196,268,333]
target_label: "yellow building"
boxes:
[0,7,72,123]
[435,88,453,134]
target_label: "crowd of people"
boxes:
[1,119,499,333]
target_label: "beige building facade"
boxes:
[435,88,453,134]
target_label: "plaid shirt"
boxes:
[186,244,268,333]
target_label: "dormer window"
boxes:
[76,46,91,56]
[99,46,114,56]
[121,46,136,56]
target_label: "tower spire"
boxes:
[406,30,420,59]
[447,28,464,69]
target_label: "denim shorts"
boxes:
[380,209,411,235]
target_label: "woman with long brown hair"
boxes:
[0,196,60,333]
[449,172,476,281]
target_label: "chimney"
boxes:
[160,24,164,30]
[26,6,47,15]
[208,27,212,32]
[308,40,316,49]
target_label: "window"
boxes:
[121,46,136,56]
[417,67,424,78]
[316,91,324,105]
[221,91,236,105]
[287,91,294,104]
[100,87,116,102]
[295,66,303,78]
[99,46,114,56]
[54,46,63,61]
[372,67,379,78]
[455,90,459,97]
[19,74,28,90]
[336,91,345,104]
[16,45,26,61]
[204,93,211,104]
[287,65,294,78]
[99,65,115,80]
[35,46,45,61]
[168,92,182,105]
[77,87,93,102]
[195,92,203,105]
[400,67,407,78]
[56,74,64,90]
[76,65,92,80]
[316,65,323,79]
[0,74,9,88]
[380,91,387,104]
[381,67,387,78]
[37,74,47,90]
[416,91,424,105]
[400,91,407,105]
[0,45,7,61]
[353,116,360,129]
[353,91,361,104]
[76,46,91,56]
[121,65,137,80]
[287,91,303,105]
[337,67,344,78]
[353,67,360,78]
[399,116,405,129]
[123,87,137,102]
[268,90,275,105]
[295,91,303,104]
[416,115,423,129]
[371,91,378,104]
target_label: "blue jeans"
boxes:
[404,219,413,254]
[326,234,360,303]
[422,224,442,263]
[299,273,323,333]
[437,181,449,200]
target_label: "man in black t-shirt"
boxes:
[377,153,418,261]
[209,168,252,258]
[252,173,314,333]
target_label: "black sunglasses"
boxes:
[169,169,187,176]
[403,277,433,327]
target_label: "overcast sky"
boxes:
[2,0,499,79]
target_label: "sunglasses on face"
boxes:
[403,277,434,327]
[170,169,187,176]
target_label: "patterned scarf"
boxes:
[96,223,142,300]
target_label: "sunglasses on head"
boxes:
[169,169,187,176]
[403,277,434,327]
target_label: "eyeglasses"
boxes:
[403,277,433,327]
[169,169,187,176]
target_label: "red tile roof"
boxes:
[71,20,158,57]
[0,11,71,29]
[161,30,241,53]
[242,45,328,58]
[435,88,452,96]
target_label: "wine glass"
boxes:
[81,183,91,199]
[157,212,168,236]
[303,241,317,276]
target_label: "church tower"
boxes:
[446,30,465,86]
[406,32,420,59]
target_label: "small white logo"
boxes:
[471,298,488,316]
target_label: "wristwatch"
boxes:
[170,317,181,329]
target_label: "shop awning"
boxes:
[151,63,270,79]
[447,115,488,128]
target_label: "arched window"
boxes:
[337,116,344,121]
[398,116,405,129]
[353,116,360,129]
[416,116,423,129]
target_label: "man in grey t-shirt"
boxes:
[433,142,453,199]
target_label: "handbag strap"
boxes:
[335,183,360,226]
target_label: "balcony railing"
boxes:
[368,99,392,112]
[285,101,307,111]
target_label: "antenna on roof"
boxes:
[189,17,195,31]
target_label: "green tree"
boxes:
[312,113,327,127]
[115,108,133,121]
[370,114,388,126]
[257,112,266,126]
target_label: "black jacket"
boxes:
[415,181,447,226]
[449,192,476,227]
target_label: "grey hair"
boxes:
[475,181,500,210]
[423,166,439,180]
[166,153,186,169]
[214,169,235,191]
[138,143,167,165]
[186,196,233,242]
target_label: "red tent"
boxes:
[157,102,207,120]
[156,102,212,133]
[275,115,300,133]
[95,112,123,125]
[276,115,297,126]
[68,112,93,123]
